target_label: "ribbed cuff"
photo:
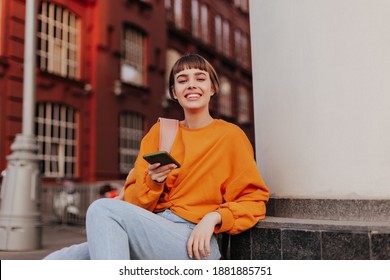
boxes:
[214,208,234,234]
[146,174,165,191]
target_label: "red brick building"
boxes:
[0,0,253,187]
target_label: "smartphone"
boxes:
[143,151,181,168]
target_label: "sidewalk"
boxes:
[0,224,86,260]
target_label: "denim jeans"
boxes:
[43,198,221,260]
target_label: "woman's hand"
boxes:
[148,163,177,183]
[187,212,222,260]
[114,187,125,200]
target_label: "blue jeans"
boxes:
[43,198,221,260]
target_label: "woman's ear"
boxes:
[210,87,216,97]
[171,87,178,99]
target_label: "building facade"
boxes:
[0,0,253,187]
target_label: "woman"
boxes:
[44,54,269,260]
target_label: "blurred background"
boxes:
[0,0,253,225]
[2,0,390,260]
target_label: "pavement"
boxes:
[0,224,86,260]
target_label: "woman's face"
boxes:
[172,68,215,112]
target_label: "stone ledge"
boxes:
[267,198,390,222]
[229,217,390,260]
[257,216,390,233]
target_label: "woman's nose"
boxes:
[187,78,196,88]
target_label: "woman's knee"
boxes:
[86,198,137,223]
[86,198,112,220]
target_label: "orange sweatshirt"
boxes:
[124,119,269,235]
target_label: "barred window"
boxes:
[119,112,144,174]
[37,1,80,79]
[35,103,78,178]
[121,26,145,86]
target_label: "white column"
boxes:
[250,0,390,199]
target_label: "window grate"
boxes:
[35,103,78,178]
[121,27,145,86]
[37,1,80,79]
[119,112,144,174]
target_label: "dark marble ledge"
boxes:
[266,198,390,222]
[256,216,390,233]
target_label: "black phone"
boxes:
[143,151,181,168]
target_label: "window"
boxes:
[35,103,78,178]
[218,76,233,117]
[121,26,145,86]
[200,4,209,43]
[174,0,183,29]
[223,19,230,56]
[234,0,248,12]
[234,29,242,60]
[166,49,182,99]
[215,15,222,51]
[119,112,144,174]
[238,86,250,124]
[37,2,80,79]
[234,29,250,67]
[241,33,249,67]
[191,0,199,38]
[165,0,172,21]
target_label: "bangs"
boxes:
[171,55,208,76]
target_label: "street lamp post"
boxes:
[0,0,42,250]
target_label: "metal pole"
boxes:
[0,0,42,250]
[22,0,37,136]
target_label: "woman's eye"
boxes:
[178,79,187,83]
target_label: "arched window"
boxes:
[35,103,78,178]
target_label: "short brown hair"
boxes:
[168,54,220,100]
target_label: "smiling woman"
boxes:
[43,54,269,260]
[171,68,214,117]
[168,54,219,128]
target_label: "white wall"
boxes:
[250,0,390,199]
